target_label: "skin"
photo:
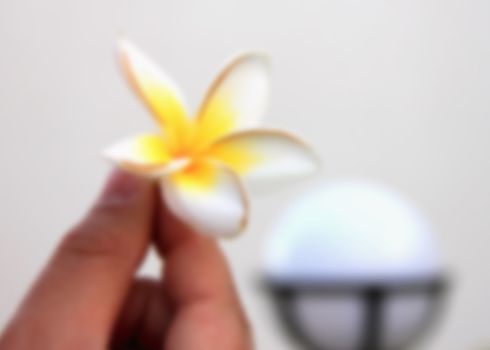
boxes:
[0,170,252,350]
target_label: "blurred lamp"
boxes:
[263,180,448,350]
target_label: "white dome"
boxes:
[263,180,442,283]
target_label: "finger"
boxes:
[155,200,252,350]
[110,278,155,349]
[111,278,170,350]
[0,170,156,350]
[155,199,238,308]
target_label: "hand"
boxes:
[0,170,252,350]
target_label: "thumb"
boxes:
[0,170,155,350]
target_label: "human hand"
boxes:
[0,170,252,350]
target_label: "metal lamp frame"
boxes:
[265,277,448,350]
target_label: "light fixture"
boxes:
[263,180,448,350]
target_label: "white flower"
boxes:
[104,39,319,238]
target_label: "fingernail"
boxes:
[99,169,144,206]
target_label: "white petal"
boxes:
[193,53,270,149]
[102,134,171,176]
[160,160,249,238]
[118,38,191,149]
[206,129,319,190]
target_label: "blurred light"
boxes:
[263,179,448,350]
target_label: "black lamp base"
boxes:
[265,276,448,350]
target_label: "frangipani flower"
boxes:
[104,39,319,238]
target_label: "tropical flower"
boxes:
[104,39,319,238]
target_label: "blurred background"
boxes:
[0,0,489,349]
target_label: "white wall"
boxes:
[1,1,489,349]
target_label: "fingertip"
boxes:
[154,194,202,255]
[154,195,238,306]
[99,169,152,203]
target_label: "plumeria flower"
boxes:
[104,39,319,238]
